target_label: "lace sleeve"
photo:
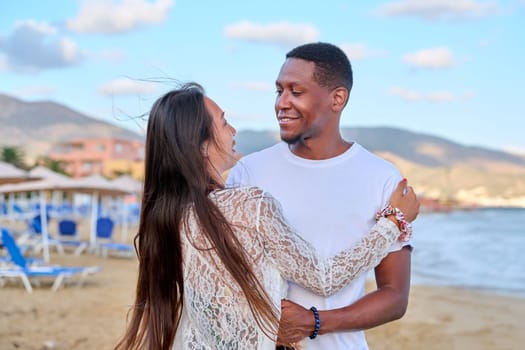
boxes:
[256,193,400,296]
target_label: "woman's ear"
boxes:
[332,87,349,112]
[201,141,209,158]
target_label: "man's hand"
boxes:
[277,299,313,344]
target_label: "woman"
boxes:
[116,83,419,349]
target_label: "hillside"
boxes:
[0,94,142,161]
[1,93,524,206]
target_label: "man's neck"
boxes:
[288,136,352,160]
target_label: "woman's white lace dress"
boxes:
[173,187,399,349]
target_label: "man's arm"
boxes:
[279,247,411,341]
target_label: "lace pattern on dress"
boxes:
[176,187,399,349]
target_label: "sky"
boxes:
[1,0,524,154]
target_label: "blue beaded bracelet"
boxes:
[309,306,320,339]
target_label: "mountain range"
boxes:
[2,93,524,206]
[0,94,142,161]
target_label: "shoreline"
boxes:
[420,205,525,214]
[411,280,525,300]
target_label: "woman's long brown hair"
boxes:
[115,83,279,349]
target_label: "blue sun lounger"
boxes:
[1,228,101,293]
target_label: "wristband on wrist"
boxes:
[309,306,320,339]
[375,204,413,242]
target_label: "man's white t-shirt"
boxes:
[227,142,406,349]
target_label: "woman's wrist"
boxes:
[386,214,400,228]
[376,204,413,242]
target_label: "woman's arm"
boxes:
[256,193,400,296]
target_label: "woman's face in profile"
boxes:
[203,97,238,174]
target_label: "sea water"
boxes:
[411,208,525,297]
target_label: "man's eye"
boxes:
[291,91,302,96]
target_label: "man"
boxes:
[227,42,413,349]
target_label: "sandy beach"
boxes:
[1,234,524,350]
[366,284,525,350]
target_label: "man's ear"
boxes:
[332,87,349,112]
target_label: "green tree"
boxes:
[1,146,26,169]
[35,156,69,176]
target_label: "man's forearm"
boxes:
[318,285,408,334]
[320,247,411,334]
[279,248,411,341]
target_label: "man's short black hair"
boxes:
[286,42,353,92]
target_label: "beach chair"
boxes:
[57,219,88,256]
[0,267,33,292]
[28,214,65,255]
[0,228,101,293]
[95,217,135,258]
[1,230,42,266]
[0,255,43,266]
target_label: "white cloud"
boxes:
[402,47,454,69]
[389,87,422,101]
[340,43,385,61]
[390,86,474,102]
[0,20,84,72]
[224,21,320,47]
[99,77,158,96]
[377,0,499,21]
[67,0,174,34]
[13,85,55,97]
[19,20,57,35]
[230,81,273,92]
[60,37,79,62]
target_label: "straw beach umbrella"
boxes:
[0,173,130,261]
[28,165,71,183]
[29,166,73,212]
[0,176,78,262]
[71,175,130,249]
[111,175,143,194]
[0,161,38,185]
[111,175,143,240]
[0,161,40,221]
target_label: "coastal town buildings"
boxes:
[47,138,144,180]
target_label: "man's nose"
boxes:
[275,91,290,111]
